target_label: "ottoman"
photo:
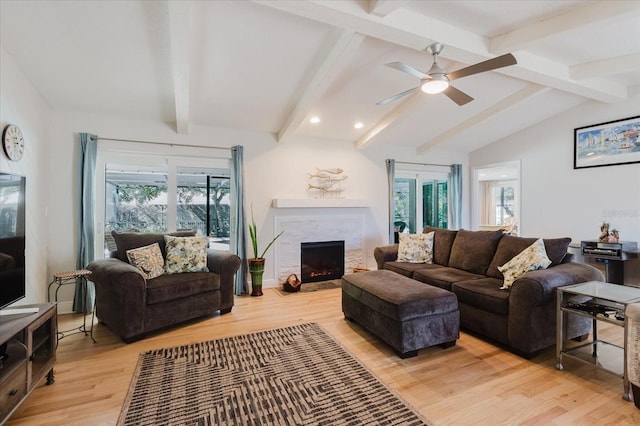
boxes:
[342,270,459,358]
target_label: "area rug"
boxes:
[118,323,431,426]
[273,279,341,296]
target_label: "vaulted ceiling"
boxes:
[1,1,639,154]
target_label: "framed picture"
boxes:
[574,115,640,169]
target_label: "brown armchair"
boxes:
[86,231,241,342]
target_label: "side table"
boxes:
[556,281,640,401]
[47,269,96,343]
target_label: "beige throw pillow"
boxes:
[126,243,165,279]
[498,238,552,289]
[397,232,434,263]
[164,235,208,274]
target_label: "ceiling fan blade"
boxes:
[385,62,426,79]
[447,53,517,81]
[377,87,419,106]
[443,86,474,106]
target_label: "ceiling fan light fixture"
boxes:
[421,75,449,94]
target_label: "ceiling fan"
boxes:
[377,43,517,107]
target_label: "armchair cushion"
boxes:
[164,235,208,274]
[126,243,164,279]
[111,230,196,262]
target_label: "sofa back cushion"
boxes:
[423,226,458,266]
[486,235,571,279]
[111,230,197,263]
[448,229,504,275]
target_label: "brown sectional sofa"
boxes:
[374,227,604,358]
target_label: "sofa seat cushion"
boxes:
[486,235,571,279]
[452,278,509,315]
[383,261,444,278]
[146,272,220,305]
[341,270,457,322]
[448,229,504,275]
[413,267,484,291]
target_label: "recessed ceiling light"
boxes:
[354,122,364,129]
[310,116,320,124]
[500,174,508,178]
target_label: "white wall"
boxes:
[470,91,640,244]
[0,47,51,306]
[47,111,468,300]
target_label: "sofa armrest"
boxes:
[86,258,147,339]
[374,244,399,270]
[507,262,603,354]
[207,250,241,310]
[510,262,604,306]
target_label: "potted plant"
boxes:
[248,207,284,296]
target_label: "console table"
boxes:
[556,282,640,401]
[0,303,57,423]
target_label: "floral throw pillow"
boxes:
[397,232,434,263]
[164,235,209,274]
[498,238,552,289]
[126,243,165,279]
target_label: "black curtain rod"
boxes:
[394,160,452,168]
[94,136,231,151]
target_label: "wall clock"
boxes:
[2,124,24,161]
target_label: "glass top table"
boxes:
[556,281,640,401]
[560,281,640,304]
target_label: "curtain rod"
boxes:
[393,160,452,168]
[93,136,232,151]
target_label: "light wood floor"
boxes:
[6,287,640,425]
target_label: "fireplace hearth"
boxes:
[301,241,345,283]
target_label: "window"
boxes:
[100,156,232,256]
[473,161,520,235]
[394,172,448,234]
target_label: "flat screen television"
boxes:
[0,172,26,310]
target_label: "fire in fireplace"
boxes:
[300,240,345,283]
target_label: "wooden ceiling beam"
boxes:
[277,29,364,143]
[168,1,190,134]
[490,1,640,55]
[416,85,548,155]
[570,53,640,79]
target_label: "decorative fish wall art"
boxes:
[307,167,348,198]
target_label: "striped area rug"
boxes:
[118,323,431,425]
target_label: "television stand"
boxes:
[0,303,56,423]
[0,307,40,316]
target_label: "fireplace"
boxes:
[300,241,345,283]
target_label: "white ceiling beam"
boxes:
[254,0,628,104]
[256,0,629,150]
[354,92,423,150]
[367,0,410,17]
[490,1,640,55]
[570,53,640,80]
[277,29,364,143]
[416,85,548,155]
[168,1,190,134]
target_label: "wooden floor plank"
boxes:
[5,287,640,425]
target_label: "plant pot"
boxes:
[249,258,265,297]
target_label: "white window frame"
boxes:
[472,160,521,234]
[95,142,231,260]
[396,169,449,233]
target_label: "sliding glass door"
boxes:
[394,172,448,234]
[101,159,232,256]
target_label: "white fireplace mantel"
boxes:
[271,198,368,208]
